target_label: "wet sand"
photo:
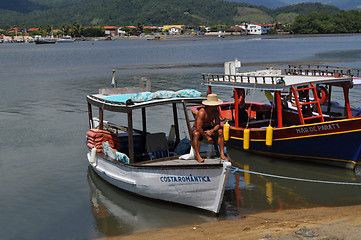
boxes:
[105,204,361,240]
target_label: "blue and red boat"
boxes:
[192,61,361,169]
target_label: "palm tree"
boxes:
[72,23,83,37]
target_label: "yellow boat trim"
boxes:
[230,118,361,141]
[275,128,361,141]
[231,128,361,142]
[231,136,264,142]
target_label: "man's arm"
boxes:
[196,109,212,142]
[211,111,221,134]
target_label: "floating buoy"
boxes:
[266,125,273,147]
[243,128,250,150]
[90,147,97,165]
[223,121,230,141]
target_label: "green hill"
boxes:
[0,0,341,28]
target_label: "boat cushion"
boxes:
[153,90,177,99]
[102,94,136,103]
[176,89,202,98]
[103,141,116,159]
[103,141,130,163]
[131,92,154,102]
[116,151,130,164]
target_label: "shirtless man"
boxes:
[192,94,227,163]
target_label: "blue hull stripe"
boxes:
[229,131,361,168]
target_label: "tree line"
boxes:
[0,0,342,28]
[291,10,361,34]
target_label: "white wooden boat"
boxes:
[86,85,231,213]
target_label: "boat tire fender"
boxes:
[90,147,97,165]
[317,86,329,104]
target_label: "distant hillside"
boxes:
[281,0,361,10]
[0,0,342,28]
[228,0,286,9]
[231,0,361,10]
[0,0,270,27]
[273,3,340,15]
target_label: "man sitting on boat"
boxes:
[192,94,227,163]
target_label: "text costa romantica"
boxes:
[160,174,211,183]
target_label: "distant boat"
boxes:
[35,39,56,44]
[57,36,75,43]
[147,36,166,40]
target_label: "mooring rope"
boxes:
[227,166,361,186]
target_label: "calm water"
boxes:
[1,34,361,240]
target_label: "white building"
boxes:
[169,27,182,35]
[240,23,268,35]
[118,28,126,36]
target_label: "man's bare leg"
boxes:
[193,131,204,163]
[217,129,228,159]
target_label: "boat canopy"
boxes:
[203,64,356,91]
[202,73,353,91]
[87,94,205,113]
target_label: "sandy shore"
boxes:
[103,204,361,240]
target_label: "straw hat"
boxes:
[202,94,223,106]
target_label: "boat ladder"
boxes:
[291,83,324,125]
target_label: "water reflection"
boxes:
[87,167,218,237]
[225,148,361,214]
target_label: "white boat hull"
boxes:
[87,153,231,213]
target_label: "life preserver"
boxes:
[317,86,329,104]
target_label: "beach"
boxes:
[110,204,361,240]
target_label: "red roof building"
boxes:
[103,26,119,36]
[28,28,40,32]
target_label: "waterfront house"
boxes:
[163,25,183,31]
[163,25,184,34]
[7,27,24,34]
[263,24,274,32]
[0,34,12,43]
[126,26,137,30]
[27,27,40,33]
[240,23,269,35]
[118,27,126,36]
[143,26,159,34]
[169,27,182,35]
[225,25,245,34]
[104,26,119,37]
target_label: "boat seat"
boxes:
[146,133,169,159]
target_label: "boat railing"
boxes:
[286,65,359,77]
[202,73,285,87]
